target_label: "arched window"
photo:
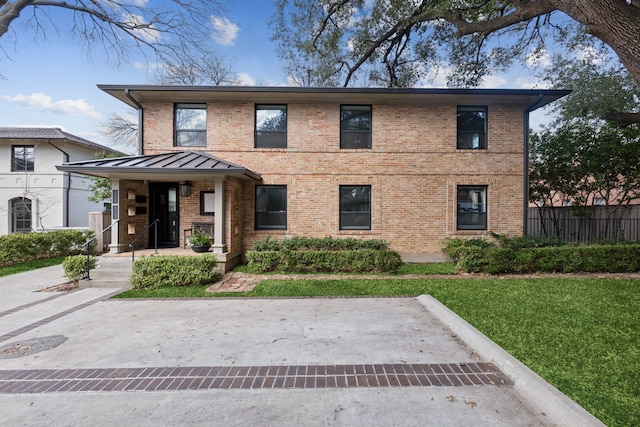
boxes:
[10,198,32,233]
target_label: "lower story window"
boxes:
[10,197,32,233]
[255,185,287,230]
[340,185,371,230]
[457,186,487,230]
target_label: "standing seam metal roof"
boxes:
[56,150,262,181]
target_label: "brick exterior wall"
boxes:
[140,100,527,257]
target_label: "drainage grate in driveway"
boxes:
[0,362,512,394]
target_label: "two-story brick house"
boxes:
[58,86,568,270]
[0,127,124,235]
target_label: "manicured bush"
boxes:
[63,255,97,282]
[130,255,219,289]
[0,230,94,267]
[246,249,403,273]
[253,236,390,252]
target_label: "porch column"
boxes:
[108,179,126,253]
[212,179,227,253]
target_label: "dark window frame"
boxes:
[340,105,372,149]
[255,104,288,148]
[456,185,488,230]
[339,185,371,230]
[174,103,207,147]
[255,185,287,230]
[11,145,35,172]
[457,106,487,150]
[10,197,32,233]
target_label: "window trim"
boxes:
[456,185,488,231]
[174,103,207,147]
[340,104,372,149]
[11,145,35,172]
[255,185,287,230]
[339,185,372,231]
[457,106,487,150]
[255,104,288,148]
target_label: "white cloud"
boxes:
[575,45,605,64]
[211,17,240,46]
[1,93,102,120]
[122,13,161,43]
[526,49,552,67]
[479,75,508,88]
[236,73,256,86]
[514,76,551,90]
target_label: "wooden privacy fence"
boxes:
[527,206,640,244]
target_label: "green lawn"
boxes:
[116,276,639,426]
[0,256,65,277]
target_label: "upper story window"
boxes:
[11,145,35,171]
[457,106,487,149]
[255,105,287,148]
[255,185,287,230]
[340,185,371,230]
[457,185,487,230]
[341,105,372,149]
[174,103,207,147]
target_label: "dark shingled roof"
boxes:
[56,150,262,181]
[0,127,125,155]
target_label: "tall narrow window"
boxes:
[175,103,207,147]
[255,185,287,230]
[457,186,487,230]
[340,185,371,230]
[457,106,487,149]
[341,105,372,149]
[10,197,32,233]
[11,146,35,171]
[255,105,287,148]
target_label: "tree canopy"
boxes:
[271,0,640,124]
[0,0,223,68]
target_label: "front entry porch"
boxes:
[56,151,262,273]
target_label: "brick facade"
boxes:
[138,99,525,257]
[80,86,567,267]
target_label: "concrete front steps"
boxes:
[80,256,132,289]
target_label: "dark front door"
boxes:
[149,182,179,247]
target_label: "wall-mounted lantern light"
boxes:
[180,182,192,197]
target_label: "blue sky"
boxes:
[0,0,554,152]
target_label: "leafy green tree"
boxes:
[541,52,640,127]
[530,123,640,228]
[271,0,640,124]
[87,151,120,205]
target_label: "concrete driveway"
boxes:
[0,266,603,426]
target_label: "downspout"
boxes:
[125,89,144,155]
[523,94,545,236]
[48,140,70,227]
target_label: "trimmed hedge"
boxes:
[0,230,94,267]
[252,236,390,252]
[130,255,219,289]
[445,237,640,274]
[246,249,403,273]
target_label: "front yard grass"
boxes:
[115,276,639,427]
[0,256,65,277]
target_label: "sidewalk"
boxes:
[0,265,604,426]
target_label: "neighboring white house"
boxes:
[0,127,124,235]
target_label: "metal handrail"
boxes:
[129,219,159,262]
[83,219,119,281]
